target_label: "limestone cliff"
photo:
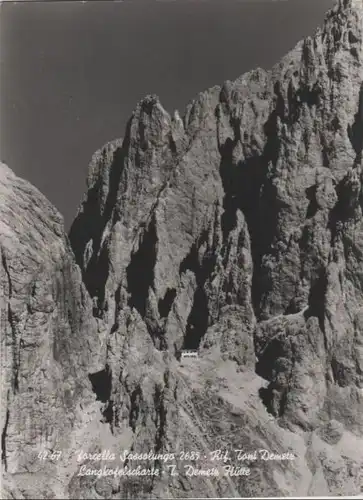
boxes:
[0,163,104,499]
[68,0,363,497]
[2,0,363,498]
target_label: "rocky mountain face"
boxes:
[2,0,363,498]
[0,164,105,498]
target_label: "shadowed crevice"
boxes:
[153,384,167,453]
[1,397,9,472]
[256,338,290,418]
[89,365,112,403]
[303,269,327,335]
[158,288,177,319]
[305,185,319,219]
[348,82,363,163]
[179,231,216,350]
[183,287,209,349]
[129,387,142,432]
[127,214,158,318]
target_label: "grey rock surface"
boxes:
[68,0,363,497]
[0,163,105,498]
[2,0,363,498]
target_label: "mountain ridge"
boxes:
[2,0,363,497]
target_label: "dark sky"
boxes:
[1,0,334,229]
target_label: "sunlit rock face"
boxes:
[0,163,104,499]
[2,1,363,498]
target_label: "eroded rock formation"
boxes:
[0,163,105,498]
[2,0,363,498]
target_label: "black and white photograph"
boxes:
[1,0,363,498]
